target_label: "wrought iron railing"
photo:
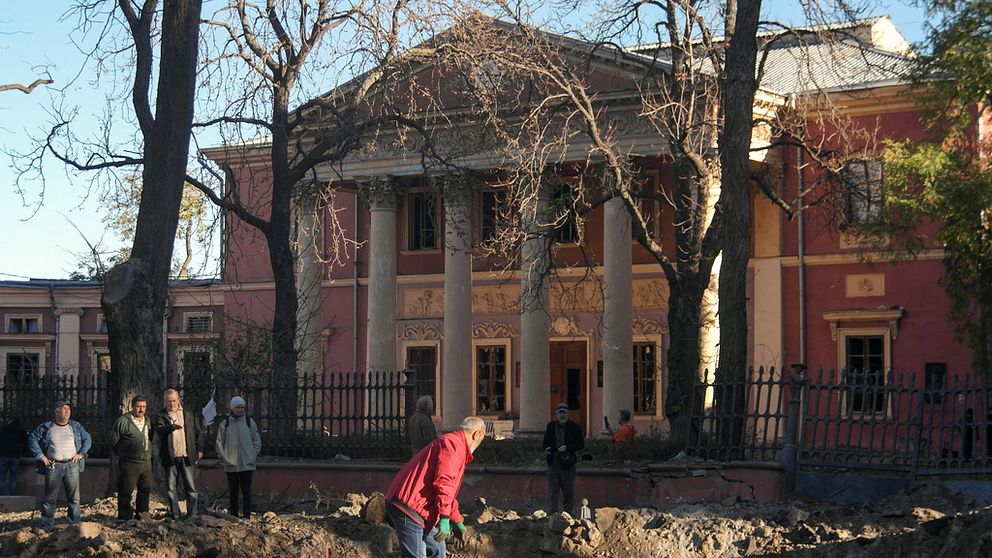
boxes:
[0,370,416,460]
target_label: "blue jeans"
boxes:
[41,462,81,527]
[386,504,446,558]
[166,458,199,517]
[0,457,19,495]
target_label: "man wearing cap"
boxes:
[215,396,261,522]
[542,402,584,514]
[111,395,155,520]
[27,400,92,529]
[385,416,486,558]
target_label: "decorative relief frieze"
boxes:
[472,285,520,315]
[403,289,443,318]
[550,316,584,337]
[472,321,516,339]
[845,273,885,298]
[632,317,667,336]
[398,322,444,341]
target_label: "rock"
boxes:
[538,535,566,554]
[788,523,820,545]
[594,507,621,534]
[530,509,548,520]
[262,511,278,522]
[333,453,351,461]
[736,536,759,553]
[547,512,571,534]
[921,516,951,536]
[779,506,810,526]
[912,507,945,522]
[721,495,738,507]
[475,507,495,524]
[361,492,387,525]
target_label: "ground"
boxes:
[2,484,992,557]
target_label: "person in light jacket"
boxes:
[215,395,261,522]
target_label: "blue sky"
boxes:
[0,1,929,280]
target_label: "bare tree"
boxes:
[10,0,203,411]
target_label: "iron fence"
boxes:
[685,366,790,461]
[795,368,992,477]
[0,370,416,460]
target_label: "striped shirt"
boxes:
[49,423,77,461]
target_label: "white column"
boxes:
[55,307,83,376]
[296,193,324,378]
[360,176,400,374]
[519,179,551,433]
[603,197,633,431]
[440,172,474,429]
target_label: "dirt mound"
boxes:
[2,486,991,557]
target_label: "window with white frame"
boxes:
[840,331,889,415]
[184,312,213,333]
[6,315,41,334]
[842,159,884,226]
[475,345,507,414]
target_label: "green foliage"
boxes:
[860,141,992,372]
[911,0,992,135]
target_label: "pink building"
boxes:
[202,16,975,440]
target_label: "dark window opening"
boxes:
[408,192,438,250]
[633,342,657,414]
[476,345,507,413]
[843,335,886,414]
[5,353,39,384]
[405,346,437,401]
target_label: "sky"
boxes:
[0,1,929,281]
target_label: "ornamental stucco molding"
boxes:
[632,317,668,336]
[356,175,401,209]
[398,322,444,341]
[472,321,516,339]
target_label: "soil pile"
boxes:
[1,484,990,557]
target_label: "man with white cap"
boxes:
[215,395,261,522]
[542,402,584,514]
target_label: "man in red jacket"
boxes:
[386,416,487,558]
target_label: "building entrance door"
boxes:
[549,341,587,429]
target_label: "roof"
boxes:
[0,278,221,290]
[757,40,915,95]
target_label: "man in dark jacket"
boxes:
[27,401,92,529]
[385,416,486,558]
[111,396,154,520]
[542,402,584,514]
[0,417,26,495]
[153,389,205,520]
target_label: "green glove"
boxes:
[454,521,469,543]
[433,516,452,543]
[455,521,466,532]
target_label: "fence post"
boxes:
[909,381,926,481]
[783,363,807,492]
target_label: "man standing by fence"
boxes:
[154,389,205,520]
[111,396,154,521]
[385,416,486,558]
[27,401,92,530]
[543,403,584,515]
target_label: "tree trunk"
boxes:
[715,0,761,459]
[101,0,202,412]
[664,275,708,449]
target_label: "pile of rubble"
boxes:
[1,484,991,557]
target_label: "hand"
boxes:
[453,521,472,546]
[196,452,204,460]
[70,453,82,463]
[558,445,567,453]
[433,516,451,543]
[544,447,551,455]
[172,424,184,430]
[40,456,52,468]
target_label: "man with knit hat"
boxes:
[542,402,584,514]
[27,400,92,529]
[215,395,261,522]
[111,395,154,520]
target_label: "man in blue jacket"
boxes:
[27,400,92,529]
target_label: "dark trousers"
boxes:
[226,470,253,518]
[548,465,576,514]
[117,459,152,519]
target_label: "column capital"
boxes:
[430,170,475,205]
[53,307,85,318]
[357,175,401,210]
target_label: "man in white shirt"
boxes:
[27,401,92,529]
